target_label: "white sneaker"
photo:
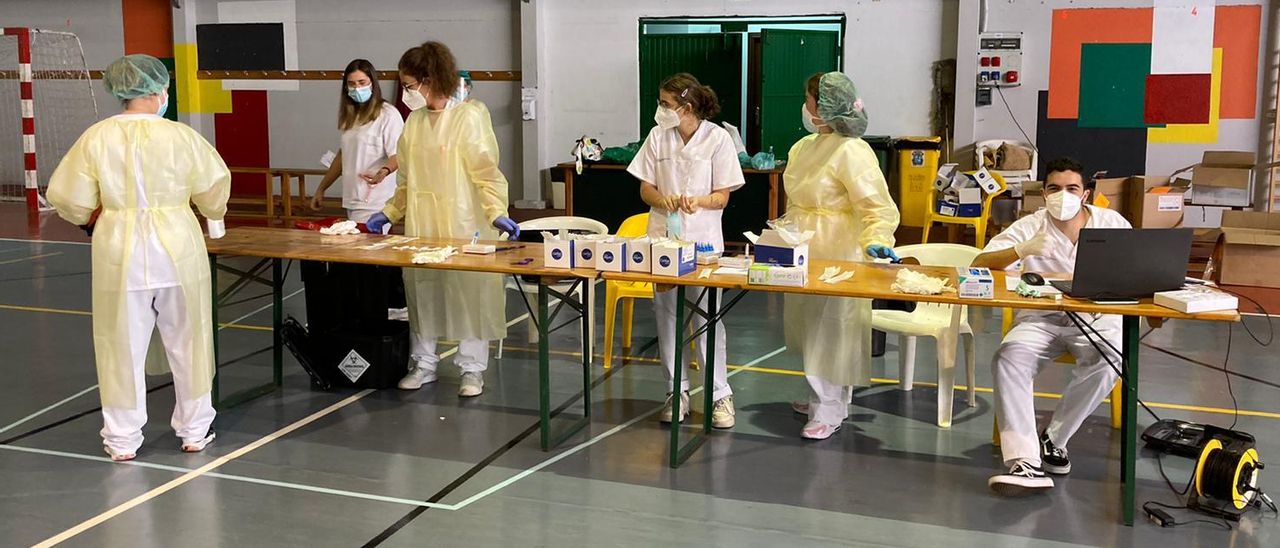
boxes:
[103,445,136,462]
[181,431,216,453]
[712,396,736,429]
[659,391,690,423]
[458,371,484,398]
[988,460,1054,497]
[801,420,840,440]
[398,366,438,390]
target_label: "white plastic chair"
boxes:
[871,243,982,428]
[498,216,607,360]
[975,139,1037,185]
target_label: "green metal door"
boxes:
[638,33,743,138]
[759,29,839,160]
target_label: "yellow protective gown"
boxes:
[383,101,509,341]
[781,134,899,386]
[46,116,230,409]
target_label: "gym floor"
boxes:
[1,222,1277,546]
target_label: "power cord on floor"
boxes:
[1142,501,1233,530]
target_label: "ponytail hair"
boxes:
[660,73,720,121]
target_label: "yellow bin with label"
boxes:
[893,136,942,227]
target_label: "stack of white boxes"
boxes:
[541,234,696,278]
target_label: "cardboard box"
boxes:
[1218,211,1280,288]
[957,187,982,217]
[1021,180,1044,216]
[596,240,628,272]
[1134,187,1186,228]
[575,239,599,269]
[628,238,652,272]
[752,229,809,267]
[934,163,960,191]
[1194,151,1255,189]
[936,199,958,217]
[956,267,994,299]
[544,239,575,269]
[652,240,696,277]
[1092,177,1127,215]
[972,167,1000,194]
[1181,205,1229,228]
[1190,185,1251,207]
[748,264,808,287]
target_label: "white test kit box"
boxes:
[595,240,629,272]
[628,237,652,273]
[972,167,1000,194]
[651,240,695,277]
[752,229,809,267]
[748,264,807,287]
[544,238,575,269]
[575,238,599,269]
[1154,288,1238,313]
[956,267,994,299]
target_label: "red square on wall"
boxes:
[1144,74,1211,125]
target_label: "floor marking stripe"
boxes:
[0,384,98,435]
[449,346,787,510]
[33,389,377,547]
[218,288,305,332]
[0,303,271,332]
[0,444,456,510]
[0,237,89,246]
[0,251,60,265]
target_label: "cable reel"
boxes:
[1191,438,1264,519]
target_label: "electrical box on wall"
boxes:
[977,31,1022,88]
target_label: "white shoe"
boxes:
[712,396,735,429]
[801,420,840,440]
[458,371,484,398]
[103,445,136,462]
[398,366,438,390]
[989,460,1054,496]
[181,431,216,453]
[659,391,690,424]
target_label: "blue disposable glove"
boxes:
[366,212,391,234]
[866,244,899,262]
[493,216,520,241]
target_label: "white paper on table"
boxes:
[712,267,749,276]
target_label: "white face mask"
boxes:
[402,88,427,111]
[801,103,824,134]
[654,105,681,130]
[1045,190,1083,221]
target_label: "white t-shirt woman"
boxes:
[311,60,404,223]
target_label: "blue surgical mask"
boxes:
[348,85,373,104]
[157,92,169,117]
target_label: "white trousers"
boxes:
[807,375,852,426]
[411,336,489,373]
[654,287,731,402]
[101,287,215,454]
[993,314,1121,467]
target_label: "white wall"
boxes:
[954,0,1269,179]
[542,0,959,170]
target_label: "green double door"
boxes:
[638,29,839,159]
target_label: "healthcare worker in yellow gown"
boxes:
[365,42,516,398]
[782,72,900,440]
[46,54,230,461]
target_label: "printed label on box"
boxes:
[1158,194,1183,212]
[339,349,371,382]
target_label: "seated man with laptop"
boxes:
[971,157,1131,496]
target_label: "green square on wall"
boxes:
[1078,43,1157,129]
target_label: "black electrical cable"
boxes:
[1213,285,1275,347]
[1225,323,1239,430]
[994,86,1038,154]
[1065,311,1162,421]
[1156,452,1196,497]
[1143,501,1233,530]
[1142,341,1280,390]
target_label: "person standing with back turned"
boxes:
[47,54,230,461]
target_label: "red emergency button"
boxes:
[992,56,1001,67]
[980,57,990,67]
[1005,71,1019,84]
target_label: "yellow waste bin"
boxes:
[894,137,942,228]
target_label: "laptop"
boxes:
[1048,228,1193,300]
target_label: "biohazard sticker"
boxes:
[338,350,371,382]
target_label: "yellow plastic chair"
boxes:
[992,308,1122,446]
[921,171,1008,248]
[602,213,651,368]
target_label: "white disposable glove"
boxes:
[207,219,226,239]
[1013,230,1048,258]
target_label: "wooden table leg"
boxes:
[768,172,779,220]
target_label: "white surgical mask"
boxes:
[1045,190,1083,221]
[654,105,681,130]
[801,103,824,133]
[402,88,427,111]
